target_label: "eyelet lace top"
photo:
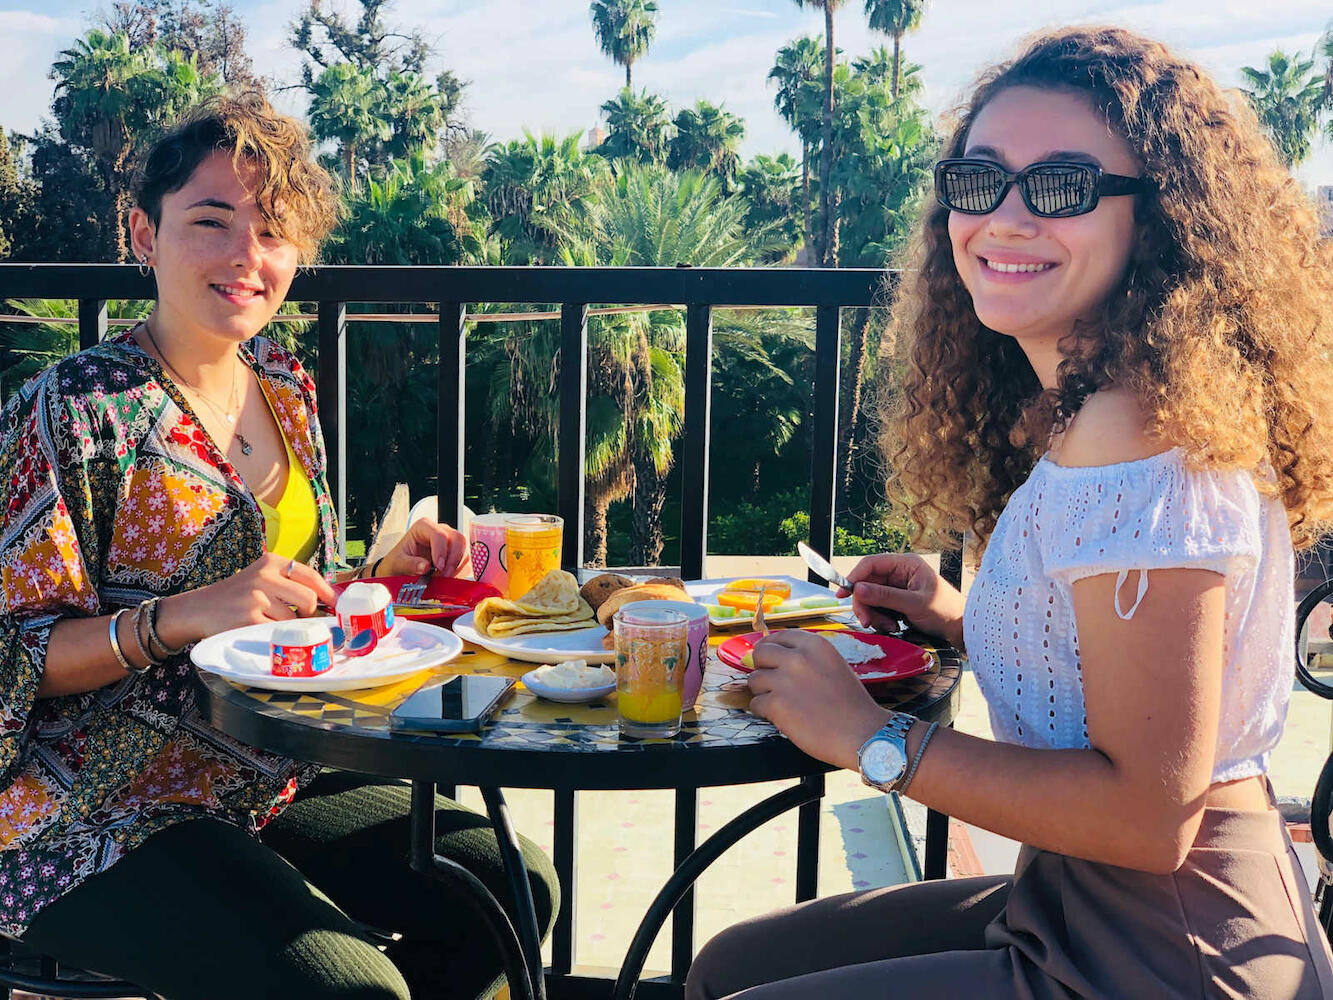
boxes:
[963,448,1293,783]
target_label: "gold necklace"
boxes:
[140,321,254,457]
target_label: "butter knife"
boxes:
[797,541,852,591]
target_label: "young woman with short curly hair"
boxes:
[689,26,1333,999]
[0,91,557,999]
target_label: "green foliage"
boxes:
[1241,49,1325,167]
[779,509,912,556]
[589,0,659,89]
[709,490,909,556]
[667,101,745,190]
[551,163,779,268]
[328,150,482,265]
[47,28,220,258]
[598,88,673,165]
[738,154,802,262]
[482,132,609,264]
[864,0,927,98]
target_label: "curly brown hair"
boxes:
[133,90,338,262]
[886,25,1333,551]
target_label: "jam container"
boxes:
[270,620,334,677]
[336,581,396,640]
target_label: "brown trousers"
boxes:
[686,803,1333,999]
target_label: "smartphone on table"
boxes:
[388,675,516,733]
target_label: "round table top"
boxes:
[198,625,962,792]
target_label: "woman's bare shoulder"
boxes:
[1048,387,1172,469]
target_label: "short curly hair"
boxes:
[887,25,1333,551]
[133,90,338,262]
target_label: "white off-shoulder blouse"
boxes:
[963,447,1294,783]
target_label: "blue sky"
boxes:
[2,0,1332,188]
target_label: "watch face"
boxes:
[862,739,908,786]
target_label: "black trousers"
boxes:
[22,771,560,1000]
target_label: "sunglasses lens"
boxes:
[939,163,1005,213]
[1024,164,1094,216]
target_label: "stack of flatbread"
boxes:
[473,570,596,637]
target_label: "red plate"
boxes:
[717,629,934,693]
[329,574,501,628]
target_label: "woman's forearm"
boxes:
[890,724,1204,873]
[41,612,154,697]
[38,593,204,698]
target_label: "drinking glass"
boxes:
[613,607,689,739]
[504,514,563,601]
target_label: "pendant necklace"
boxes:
[140,321,254,456]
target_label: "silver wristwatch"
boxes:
[857,713,915,793]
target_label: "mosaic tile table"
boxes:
[198,626,961,1000]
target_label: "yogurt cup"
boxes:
[336,581,396,640]
[270,620,334,677]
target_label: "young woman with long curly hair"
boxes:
[687,25,1333,999]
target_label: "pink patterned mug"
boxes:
[469,513,510,596]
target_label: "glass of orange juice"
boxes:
[504,514,563,600]
[613,607,689,739]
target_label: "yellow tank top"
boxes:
[256,427,319,564]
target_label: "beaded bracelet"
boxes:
[897,720,939,795]
[145,597,187,659]
[130,600,162,668]
[108,609,151,676]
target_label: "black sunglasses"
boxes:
[934,158,1150,218]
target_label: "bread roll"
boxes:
[595,581,692,627]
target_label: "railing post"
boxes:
[558,303,588,571]
[437,301,467,530]
[807,305,841,579]
[679,304,713,581]
[77,299,106,350]
[317,301,347,563]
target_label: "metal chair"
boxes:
[1295,577,1333,939]
[0,938,150,998]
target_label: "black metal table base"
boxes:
[408,780,537,1000]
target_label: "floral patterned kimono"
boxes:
[0,332,337,936]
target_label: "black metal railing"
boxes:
[0,264,908,580]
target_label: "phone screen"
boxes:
[389,675,515,732]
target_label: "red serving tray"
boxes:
[718,629,934,694]
[330,574,500,629]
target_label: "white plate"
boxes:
[454,613,614,665]
[191,617,464,692]
[520,669,618,704]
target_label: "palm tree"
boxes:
[589,0,658,89]
[738,153,802,261]
[482,132,609,264]
[864,0,926,99]
[789,0,846,266]
[382,71,447,161]
[598,88,673,165]
[51,30,217,258]
[503,165,774,564]
[307,62,392,190]
[1240,49,1324,167]
[769,36,824,258]
[667,101,745,189]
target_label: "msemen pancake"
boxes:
[474,569,597,636]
